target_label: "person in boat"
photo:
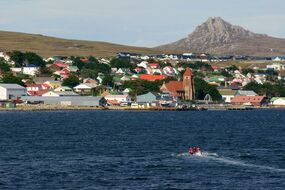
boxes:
[196,147,201,154]
[189,147,194,155]
[189,146,201,155]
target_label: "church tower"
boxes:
[183,68,195,100]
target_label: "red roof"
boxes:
[26,84,43,88]
[149,63,159,68]
[162,81,183,96]
[139,74,166,81]
[53,63,69,68]
[183,68,193,77]
[27,90,49,96]
[231,96,265,103]
[80,58,89,63]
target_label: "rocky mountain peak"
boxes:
[157,17,279,55]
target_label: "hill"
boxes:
[157,17,285,56]
[0,30,166,58]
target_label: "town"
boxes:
[0,51,285,111]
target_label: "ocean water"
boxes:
[0,109,284,189]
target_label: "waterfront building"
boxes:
[270,97,285,106]
[0,84,27,100]
[137,92,161,103]
[21,96,107,107]
[73,83,98,94]
[160,68,195,100]
[105,95,131,105]
[231,96,266,107]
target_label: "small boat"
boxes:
[188,147,202,156]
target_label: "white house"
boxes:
[0,84,27,100]
[23,66,40,76]
[266,63,285,71]
[73,83,97,94]
[0,52,11,62]
[54,86,72,92]
[270,97,285,106]
[105,95,131,103]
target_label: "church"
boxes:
[160,68,195,100]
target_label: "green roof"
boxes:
[218,90,237,96]
[270,97,285,102]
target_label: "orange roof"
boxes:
[162,81,183,96]
[183,68,193,77]
[231,96,265,103]
[139,74,166,81]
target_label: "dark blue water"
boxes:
[0,110,284,189]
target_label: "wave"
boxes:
[175,151,285,173]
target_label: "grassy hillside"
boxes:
[0,30,168,58]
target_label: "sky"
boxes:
[0,0,284,47]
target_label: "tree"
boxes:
[0,58,11,72]
[109,58,135,69]
[10,51,25,67]
[62,75,80,88]
[102,74,114,87]
[24,52,45,67]
[243,82,285,97]
[242,68,255,75]
[194,77,222,101]
[88,56,99,64]
[122,80,163,97]
[72,57,85,70]
[1,73,24,86]
[226,65,239,72]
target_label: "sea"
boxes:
[0,109,284,190]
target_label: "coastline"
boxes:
[0,104,284,112]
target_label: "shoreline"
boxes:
[0,105,284,112]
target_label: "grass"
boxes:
[0,30,171,58]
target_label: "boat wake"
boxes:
[175,151,285,173]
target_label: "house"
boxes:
[83,78,98,84]
[163,66,177,76]
[270,97,285,106]
[48,62,69,71]
[219,90,237,103]
[139,74,166,81]
[44,81,62,89]
[73,83,97,94]
[0,84,27,100]
[266,63,285,71]
[26,84,51,92]
[122,88,131,95]
[54,86,72,92]
[23,66,39,76]
[116,68,128,75]
[137,92,161,103]
[231,96,266,107]
[105,94,131,105]
[131,74,139,80]
[42,91,79,97]
[33,77,56,84]
[67,66,79,73]
[137,61,148,69]
[121,76,130,81]
[149,63,159,69]
[27,90,49,96]
[160,68,194,100]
